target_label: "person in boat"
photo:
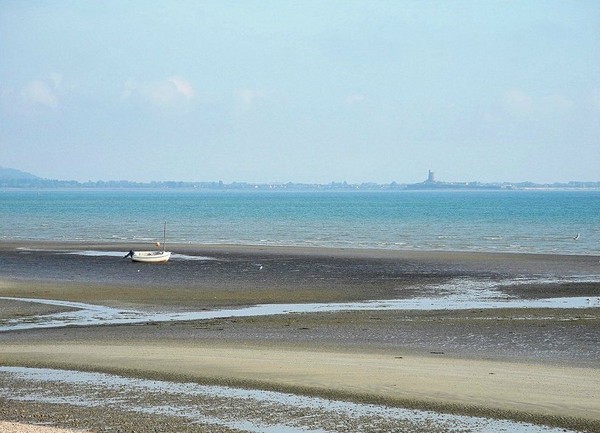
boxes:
[123,250,134,259]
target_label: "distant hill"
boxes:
[0,166,40,181]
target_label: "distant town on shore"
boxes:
[1,166,599,190]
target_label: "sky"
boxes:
[1,0,599,184]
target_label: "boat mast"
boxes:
[163,221,167,253]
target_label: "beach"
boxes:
[1,242,599,432]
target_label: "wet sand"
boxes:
[0,421,88,433]
[1,242,600,432]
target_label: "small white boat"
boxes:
[131,250,171,263]
[127,223,171,263]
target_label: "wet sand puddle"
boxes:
[0,367,578,433]
[18,248,217,261]
[1,276,599,332]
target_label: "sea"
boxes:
[1,188,599,256]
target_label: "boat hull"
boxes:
[131,251,171,263]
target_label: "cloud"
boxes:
[48,73,63,89]
[21,79,59,109]
[344,94,365,105]
[168,76,195,99]
[123,76,195,106]
[501,89,533,114]
[592,90,600,111]
[539,94,573,114]
[235,88,265,112]
[501,89,573,117]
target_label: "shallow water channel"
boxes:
[1,275,599,332]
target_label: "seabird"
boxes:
[573,233,580,240]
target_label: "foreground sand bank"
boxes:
[2,340,600,431]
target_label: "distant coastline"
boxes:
[1,166,599,190]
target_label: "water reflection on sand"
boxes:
[0,367,578,433]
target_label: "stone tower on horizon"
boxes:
[427,170,435,183]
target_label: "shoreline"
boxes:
[1,240,599,432]
[5,238,600,258]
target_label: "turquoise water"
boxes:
[1,189,599,255]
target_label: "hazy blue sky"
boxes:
[1,1,599,183]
